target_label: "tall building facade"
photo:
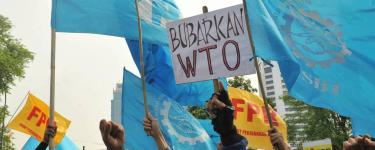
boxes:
[111,83,122,124]
[259,61,289,118]
[259,61,305,148]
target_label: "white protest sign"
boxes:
[167,4,255,84]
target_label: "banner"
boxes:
[246,0,375,135]
[7,93,71,144]
[303,138,332,150]
[228,87,287,150]
[122,69,216,150]
[52,0,180,44]
[167,4,255,84]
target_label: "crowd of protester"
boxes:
[36,83,375,150]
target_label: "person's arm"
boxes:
[143,113,170,150]
[211,84,235,130]
[35,141,48,150]
[152,132,170,150]
[35,125,57,150]
[343,135,375,150]
[268,127,291,150]
[99,120,125,150]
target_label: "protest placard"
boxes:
[167,4,255,84]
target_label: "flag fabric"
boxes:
[121,69,216,150]
[351,118,375,136]
[51,0,180,44]
[246,0,375,135]
[228,87,287,150]
[22,136,78,150]
[126,39,227,106]
[198,119,220,145]
[7,93,71,144]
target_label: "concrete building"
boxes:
[259,61,305,148]
[111,83,122,124]
[259,61,289,118]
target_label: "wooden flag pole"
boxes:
[242,0,274,128]
[135,0,150,114]
[202,6,220,92]
[49,28,56,150]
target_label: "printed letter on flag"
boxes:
[228,87,287,150]
[7,93,71,144]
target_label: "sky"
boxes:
[0,0,258,149]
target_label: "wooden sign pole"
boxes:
[135,0,150,114]
[202,6,220,92]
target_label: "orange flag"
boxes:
[7,93,71,144]
[228,87,287,150]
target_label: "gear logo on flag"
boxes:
[274,0,352,68]
[159,100,210,145]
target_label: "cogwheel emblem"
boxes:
[160,100,210,145]
[276,1,352,68]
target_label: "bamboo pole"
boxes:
[242,0,274,128]
[202,6,220,92]
[135,0,150,114]
[49,28,56,150]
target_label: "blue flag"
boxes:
[122,69,217,150]
[198,119,220,145]
[126,39,227,106]
[51,0,180,44]
[22,136,78,150]
[352,118,375,136]
[247,0,375,135]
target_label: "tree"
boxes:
[283,95,351,150]
[0,15,34,93]
[187,106,209,119]
[0,105,14,150]
[228,76,279,108]
[228,76,257,93]
[0,14,34,149]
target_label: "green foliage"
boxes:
[228,76,257,93]
[0,14,32,149]
[266,97,276,109]
[0,15,34,93]
[0,105,15,150]
[283,95,351,150]
[187,106,209,119]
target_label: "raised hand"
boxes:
[43,125,57,143]
[99,119,124,150]
[268,127,290,150]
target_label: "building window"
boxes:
[267,91,275,96]
[265,75,273,79]
[264,67,272,73]
[266,86,274,90]
[282,84,286,89]
[266,80,273,85]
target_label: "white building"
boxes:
[259,61,305,148]
[259,61,289,118]
[111,83,122,124]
